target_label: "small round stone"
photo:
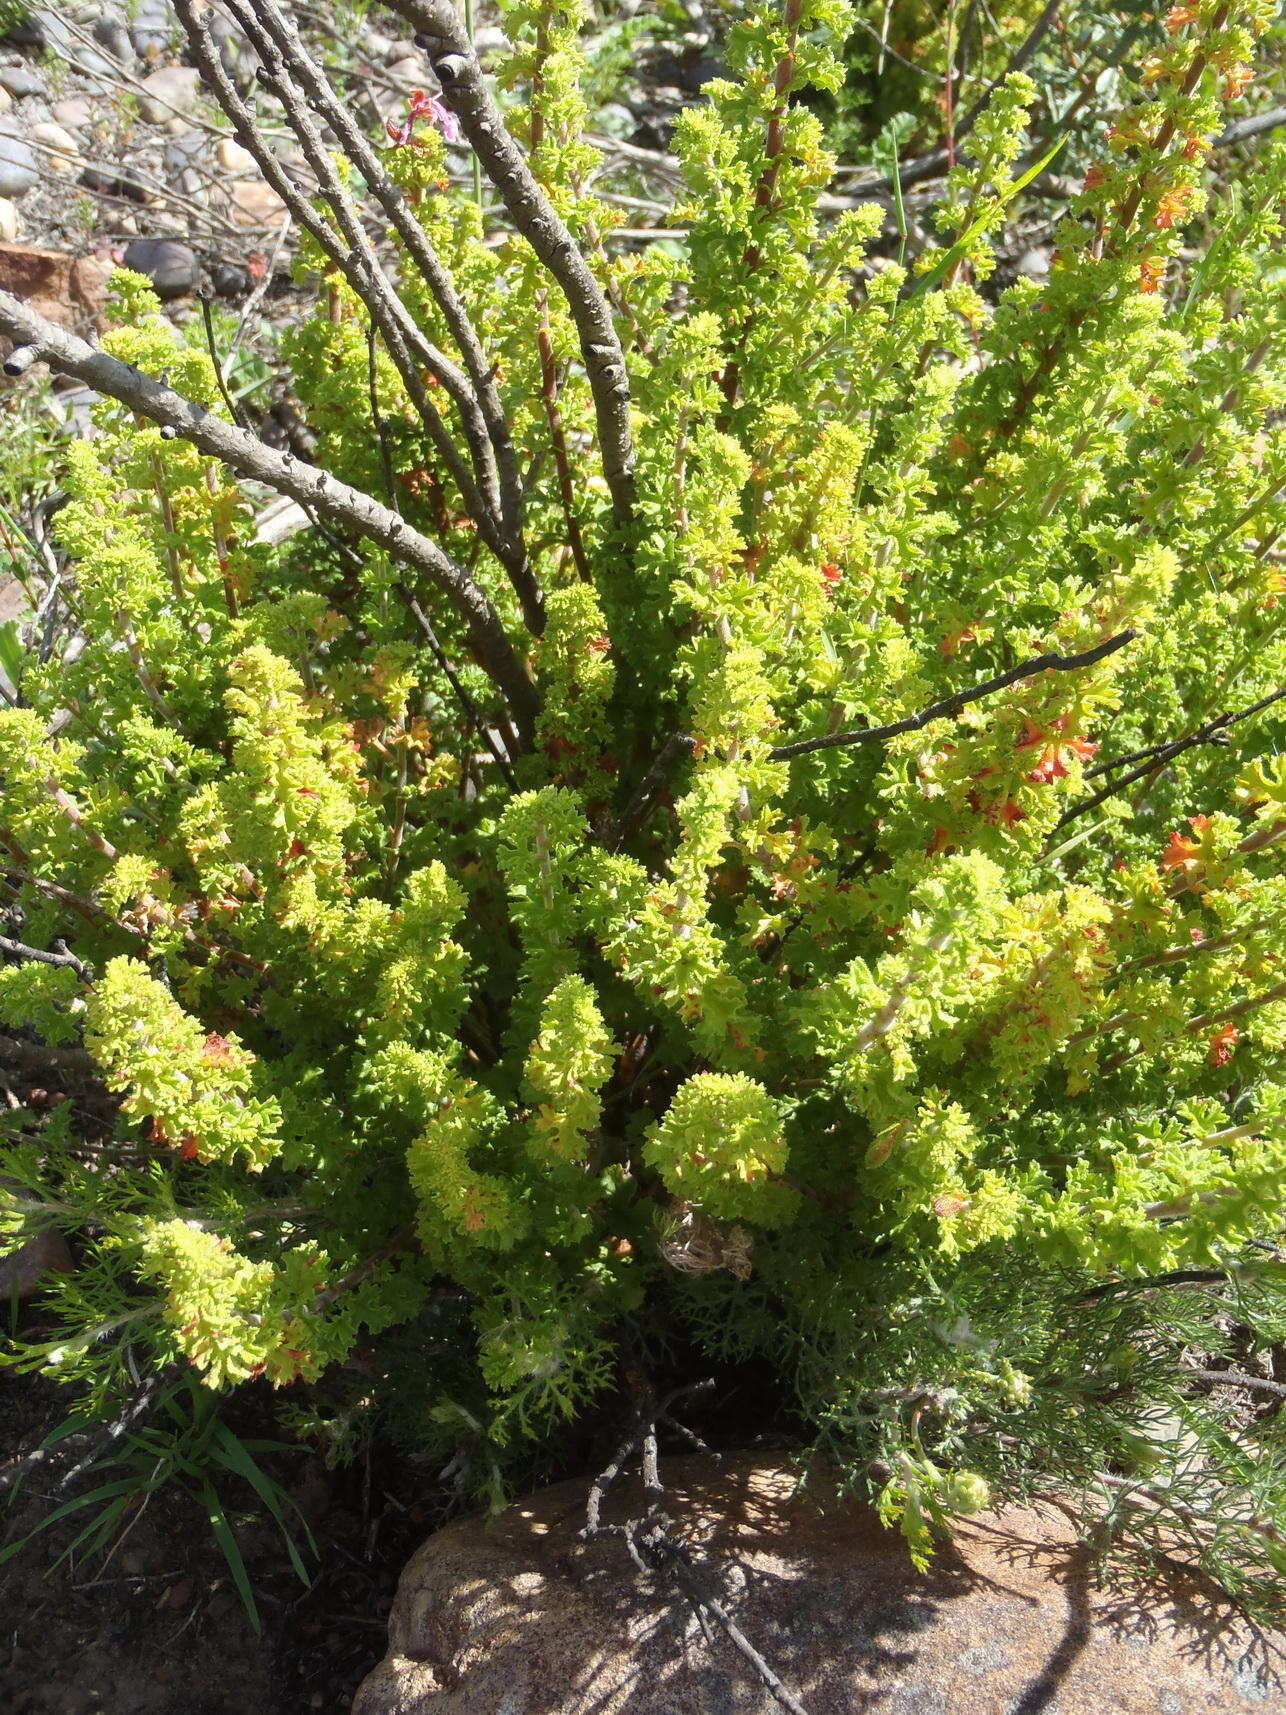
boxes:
[0,125,37,198]
[217,137,256,175]
[30,122,80,178]
[121,236,200,299]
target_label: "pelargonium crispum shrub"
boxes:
[1,0,1285,1587]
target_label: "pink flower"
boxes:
[386,90,461,149]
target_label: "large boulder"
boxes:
[0,242,113,336]
[353,1456,1284,1715]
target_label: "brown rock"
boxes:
[0,243,113,340]
[226,178,287,230]
[0,1227,72,1300]
[353,1456,1285,1715]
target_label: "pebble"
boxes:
[130,0,172,64]
[386,56,425,90]
[53,96,93,130]
[1015,247,1051,280]
[227,177,287,228]
[0,64,44,99]
[122,235,199,298]
[30,121,80,177]
[0,195,17,241]
[163,129,205,196]
[138,63,201,125]
[90,12,134,66]
[0,83,9,114]
[0,124,37,197]
[210,259,249,297]
[217,136,256,174]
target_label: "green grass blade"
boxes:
[202,1480,261,1633]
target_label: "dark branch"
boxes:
[605,733,698,849]
[398,586,520,789]
[0,1033,96,1076]
[1057,684,1286,828]
[772,631,1134,760]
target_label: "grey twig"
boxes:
[0,1365,177,1498]
[176,0,507,584]
[772,631,1133,760]
[388,0,637,531]
[0,288,539,741]
[843,0,1063,194]
[0,935,93,982]
[1184,1367,1286,1402]
[0,1033,95,1076]
[1215,104,1286,147]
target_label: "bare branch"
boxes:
[1184,1367,1286,1401]
[1216,103,1286,147]
[1058,685,1286,828]
[0,288,539,741]
[388,0,637,531]
[0,1033,96,1076]
[771,631,1134,760]
[1096,1470,1286,1551]
[0,935,93,983]
[228,0,531,586]
[398,586,519,789]
[580,1378,809,1715]
[841,0,1063,195]
[605,733,698,849]
[175,0,513,587]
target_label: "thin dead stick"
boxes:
[397,587,519,789]
[771,631,1133,760]
[1184,1368,1286,1401]
[359,314,520,785]
[1096,1471,1285,1550]
[0,288,539,741]
[388,0,637,531]
[229,206,294,360]
[844,0,1063,194]
[581,1378,809,1715]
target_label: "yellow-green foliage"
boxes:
[2,0,1285,1590]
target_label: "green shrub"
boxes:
[1,0,1284,1600]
